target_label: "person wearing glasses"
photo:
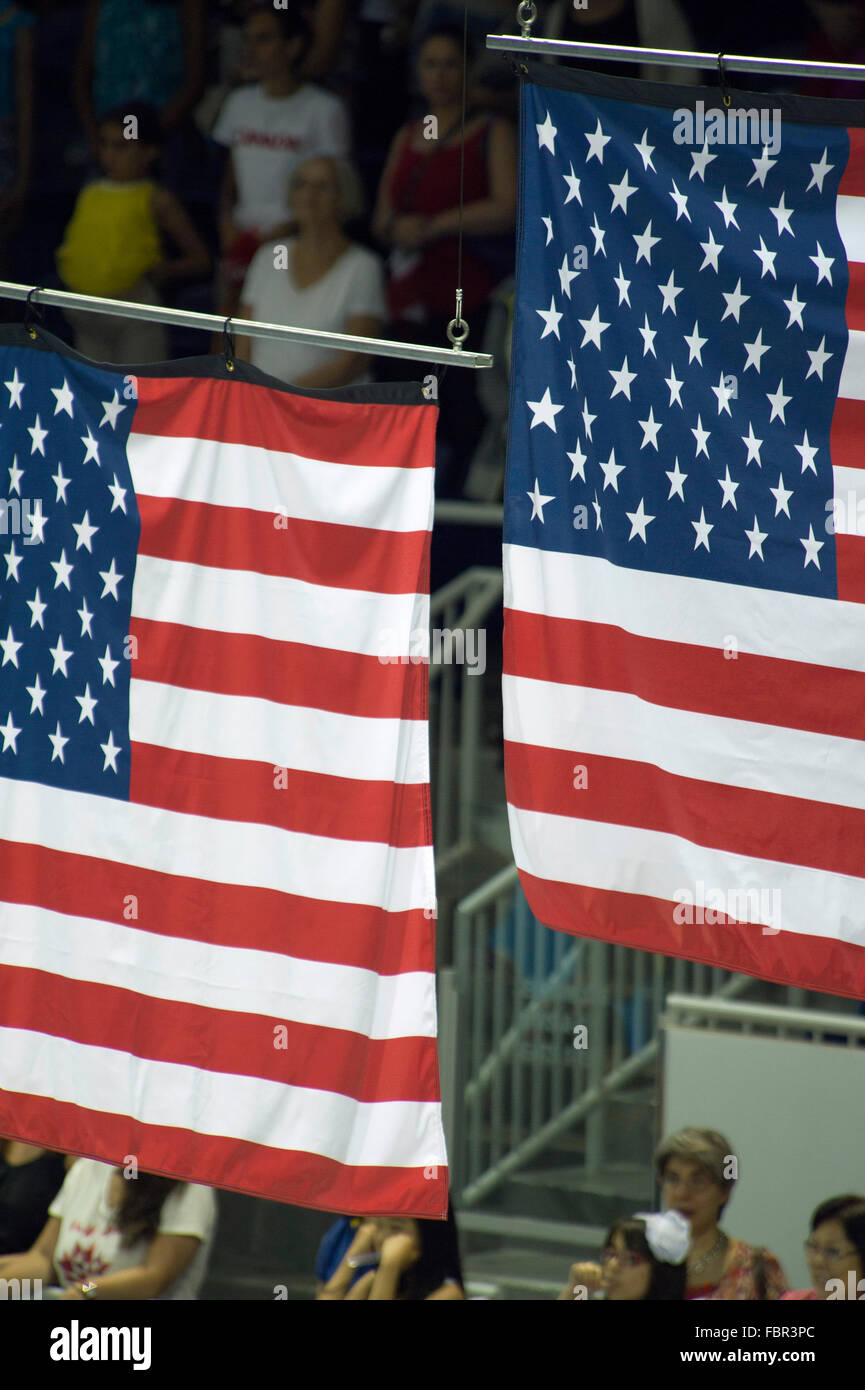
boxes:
[782,1195,865,1300]
[558,1211,690,1300]
[655,1126,788,1299]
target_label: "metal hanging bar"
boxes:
[0,281,493,370]
[486,33,865,84]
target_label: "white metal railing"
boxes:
[664,994,865,1041]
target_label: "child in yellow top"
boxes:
[57,103,210,363]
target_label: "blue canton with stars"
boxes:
[506,81,850,597]
[0,346,140,797]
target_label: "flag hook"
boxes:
[223,316,236,371]
[447,287,469,351]
[516,1,537,38]
[717,52,731,107]
[24,286,45,340]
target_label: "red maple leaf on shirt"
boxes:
[58,1242,112,1284]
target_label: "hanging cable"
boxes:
[445,4,471,353]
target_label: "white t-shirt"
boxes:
[48,1160,217,1300]
[213,82,351,231]
[240,237,387,385]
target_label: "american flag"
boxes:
[0,327,448,1216]
[504,66,865,999]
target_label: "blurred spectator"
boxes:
[57,102,210,362]
[541,0,700,83]
[212,4,350,320]
[294,0,350,82]
[558,1212,690,1300]
[0,1138,68,1257]
[802,0,865,98]
[0,1,35,286]
[314,1214,366,1294]
[782,1194,865,1300]
[316,1209,465,1299]
[235,154,385,388]
[0,1158,217,1299]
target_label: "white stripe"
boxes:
[838,327,865,402]
[0,1028,446,1169]
[132,554,429,657]
[837,194,865,267]
[0,902,435,1039]
[831,467,865,536]
[504,674,865,812]
[128,434,434,534]
[503,544,865,672]
[0,781,435,913]
[130,680,429,784]
[508,806,865,948]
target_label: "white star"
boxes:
[769,191,794,237]
[536,296,563,340]
[599,447,625,492]
[536,110,557,153]
[26,673,46,715]
[27,415,48,455]
[52,463,70,503]
[807,147,834,194]
[665,363,684,409]
[101,731,121,773]
[626,498,655,543]
[745,516,768,560]
[683,321,707,365]
[770,473,793,517]
[784,284,806,330]
[638,313,657,357]
[49,633,73,676]
[0,711,21,753]
[613,262,631,306]
[48,721,69,763]
[714,186,739,230]
[557,254,580,299]
[722,277,750,323]
[8,457,23,494]
[633,219,660,265]
[527,478,555,522]
[4,541,22,581]
[638,406,662,450]
[0,626,22,667]
[711,372,734,417]
[567,356,577,389]
[567,437,588,482]
[72,509,100,552]
[562,162,582,204]
[589,213,607,256]
[810,242,834,286]
[541,215,553,245]
[742,422,763,466]
[748,145,777,188]
[666,457,687,500]
[581,399,596,441]
[99,389,126,429]
[591,490,602,530]
[692,508,713,551]
[753,236,777,279]
[795,430,819,474]
[699,227,723,273]
[27,502,47,544]
[743,326,770,373]
[80,428,101,464]
[801,523,824,568]
[99,558,124,600]
[51,378,75,417]
[578,305,610,351]
[609,355,637,400]
[527,388,565,432]
[50,549,74,590]
[585,117,610,163]
[98,644,120,686]
[658,269,683,316]
[634,128,656,171]
[27,588,47,628]
[75,682,98,725]
[4,366,24,407]
[766,379,792,424]
[806,335,833,381]
[717,465,739,508]
[107,474,127,513]
[669,179,691,221]
[692,414,711,458]
[77,598,95,637]
[609,169,637,214]
[689,141,717,181]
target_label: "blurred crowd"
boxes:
[1,0,864,504]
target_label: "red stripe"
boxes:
[836,532,865,604]
[130,619,427,720]
[0,1090,448,1218]
[503,608,865,741]
[0,965,438,1104]
[131,374,437,469]
[845,260,865,331]
[830,396,865,473]
[136,494,430,595]
[0,841,435,974]
[505,740,865,881]
[840,127,865,199]
[129,742,431,847]
[517,872,865,1001]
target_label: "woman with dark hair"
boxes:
[317,1207,465,1300]
[559,1211,690,1300]
[782,1194,865,1300]
[0,1158,216,1300]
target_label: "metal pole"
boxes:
[485,34,865,84]
[0,281,493,370]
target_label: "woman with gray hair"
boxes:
[655,1126,788,1299]
[235,154,386,387]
